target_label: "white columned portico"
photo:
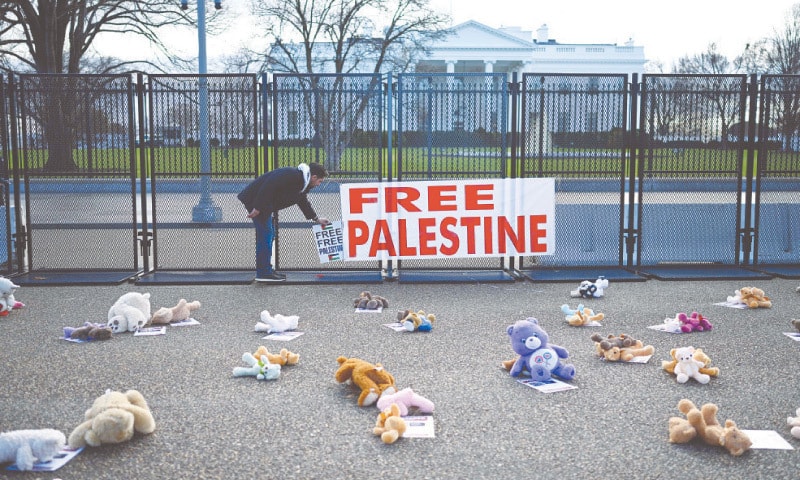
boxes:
[446,60,457,73]
[484,60,495,73]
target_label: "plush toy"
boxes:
[353,291,389,310]
[397,309,435,332]
[590,333,654,362]
[335,356,397,406]
[376,387,435,416]
[64,322,113,341]
[727,286,772,308]
[561,303,604,326]
[666,346,712,384]
[506,318,575,381]
[662,347,719,378]
[373,403,406,444]
[107,292,151,333]
[232,352,281,380]
[792,319,800,333]
[68,389,155,448]
[0,276,24,312]
[677,312,712,332]
[150,298,201,325]
[570,276,608,299]
[661,316,684,333]
[0,429,66,471]
[668,399,752,456]
[254,310,299,333]
[252,345,299,366]
[787,408,800,439]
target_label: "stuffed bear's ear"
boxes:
[507,325,515,335]
[526,317,539,325]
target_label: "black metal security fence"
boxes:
[0,72,797,284]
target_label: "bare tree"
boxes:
[249,0,450,171]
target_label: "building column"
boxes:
[484,60,495,73]
[446,60,457,73]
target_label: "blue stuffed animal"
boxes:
[506,318,576,381]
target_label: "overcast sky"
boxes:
[105,0,795,71]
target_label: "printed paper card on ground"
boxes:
[355,306,383,313]
[517,378,577,393]
[6,446,83,472]
[313,221,344,263]
[713,300,747,309]
[402,416,435,438]
[741,430,794,450]
[783,332,800,342]
[384,322,407,332]
[134,326,166,336]
[262,331,304,341]
[170,317,200,326]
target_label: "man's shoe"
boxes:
[273,271,287,279]
[255,272,286,282]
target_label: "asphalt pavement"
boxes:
[1,275,799,479]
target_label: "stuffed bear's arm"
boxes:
[68,420,95,448]
[509,357,526,377]
[15,444,36,471]
[125,406,156,434]
[550,344,570,359]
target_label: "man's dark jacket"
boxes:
[237,166,317,219]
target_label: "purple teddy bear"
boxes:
[507,318,576,381]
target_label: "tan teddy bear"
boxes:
[252,345,300,366]
[668,399,752,456]
[150,298,201,325]
[662,347,719,377]
[335,356,396,407]
[68,389,155,448]
[373,403,407,444]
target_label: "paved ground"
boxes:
[1,275,799,479]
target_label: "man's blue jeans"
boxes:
[252,213,275,277]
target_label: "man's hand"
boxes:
[247,208,260,219]
[316,217,331,227]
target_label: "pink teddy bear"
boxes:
[677,312,712,333]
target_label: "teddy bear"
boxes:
[667,346,712,384]
[570,276,608,299]
[590,333,654,362]
[676,312,712,332]
[661,315,684,333]
[68,389,156,449]
[334,356,397,406]
[254,309,299,333]
[787,408,800,439]
[353,291,389,310]
[0,428,66,471]
[64,322,113,341]
[561,303,604,326]
[668,399,752,456]
[792,319,800,333]
[232,352,281,380]
[373,403,406,444]
[252,345,299,366]
[727,286,772,308]
[376,387,435,416]
[107,292,151,333]
[506,318,575,381]
[0,276,24,314]
[397,309,435,332]
[150,298,201,325]
[661,347,719,378]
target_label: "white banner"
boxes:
[340,178,555,261]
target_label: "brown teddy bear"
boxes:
[150,298,201,324]
[335,356,396,406]
[68,389,155,448]
[397,309,435,332]
[668,399,752,456]
[353,291,389,310]
[373,403,407,444]
[661,347,719,377]
[590,333,653,362]
[728,287,772,308]
[252,345,299,366]
[791,318,800,333]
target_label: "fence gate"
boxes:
[0,75,13,277]
[394,72,514,282]
[136,74,260,285]
[633,74,770,280]
[751,74,800,276]
[12,74,141,285]
[270,74,384,283]
[517,73,639,283]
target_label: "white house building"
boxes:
[415,21,645,76]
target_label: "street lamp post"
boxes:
[182,0,222,222]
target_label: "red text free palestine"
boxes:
[346,184,549,257]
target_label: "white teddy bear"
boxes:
[107,292,151,333]
[788,408,800,439]
[672,346,711,384]
[254,310,299,333]
[0,428,66,471]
